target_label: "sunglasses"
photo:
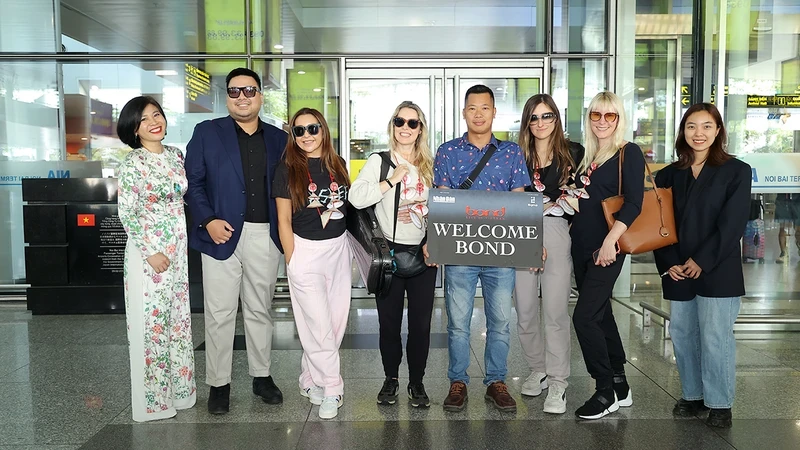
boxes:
[292,123,322,138]
[530,112,556,124]
[393,117,421,129]
[589,111,619,122]
[226,86,260,98]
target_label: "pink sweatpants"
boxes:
[286,232,353,397]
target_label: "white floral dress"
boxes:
[118,145,196,422]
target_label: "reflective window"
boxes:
[550,59,608,142]
[59,0,248,53]
[552,0,608,54]
[0,0,57,52]
[253,0,547,54]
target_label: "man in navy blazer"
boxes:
[185,67,287,415]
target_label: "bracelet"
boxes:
[385,179,393,188]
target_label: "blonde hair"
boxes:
[387,101,434,187]
[580,91,628,172]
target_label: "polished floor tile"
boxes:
[3,244,800,448]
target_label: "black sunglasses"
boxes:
[393,117,420,129]
[530,112,556,124]
[292,123,322,138]
[226,86,260,98]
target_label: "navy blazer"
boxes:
[653,158,752,300]
[185,116,288,260]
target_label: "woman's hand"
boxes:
[397,206,413,224]
[594,240,618,267]
[146,252,170,273]
[681,258,702,279]
[668,265,686,281]
[389,164,410,186]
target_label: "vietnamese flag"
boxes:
[77,214,96,227]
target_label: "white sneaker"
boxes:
[543,384,567,414]
[521,372,548,397]
[300,386,324,406]
[318,395,343,419]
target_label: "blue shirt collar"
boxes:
[458,132,500,151]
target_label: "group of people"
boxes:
[117,67,750,428]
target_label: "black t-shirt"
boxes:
[272,157,348,240]
[524,141,585,213]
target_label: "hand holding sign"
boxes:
[426,189,544,268]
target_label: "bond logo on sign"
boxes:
[426,189,543,268]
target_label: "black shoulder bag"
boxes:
[346,152,395,296]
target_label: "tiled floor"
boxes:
[1,291,800,450]
[2,226,800,449]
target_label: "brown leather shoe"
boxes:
[443,381,468,412]
[485,381,517,412]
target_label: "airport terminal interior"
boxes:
[2,0,800,448]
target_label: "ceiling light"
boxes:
[81,137,88,140]
[496,87,504,91]
[155,70,178,76]
[297,71,306,75]
[90,111,96,115]
[274,44,284,50]
[313,88,322,92]
[638,87,645,91]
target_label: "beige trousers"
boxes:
[201,222,281,386]
[514,216,572,389]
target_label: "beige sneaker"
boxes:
[521,371,548,397]
[543,384,567,414]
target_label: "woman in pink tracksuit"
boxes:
[273,107,352,419]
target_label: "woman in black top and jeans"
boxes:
[571,91,644,420]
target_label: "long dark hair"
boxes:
[283,108,350,212]
[674,103,731,169]
[518,94,574,185]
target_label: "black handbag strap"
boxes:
[459,141,500,189]
[374,152,401,243]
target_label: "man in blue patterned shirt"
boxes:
[433,84,529,413]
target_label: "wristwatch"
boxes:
[385,179,394,188]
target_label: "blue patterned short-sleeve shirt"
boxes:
[433,133,529,191]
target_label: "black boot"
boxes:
[208,384,231,415]
[673,398,709,417]
[706,408,732,428]
[612,373,632,407]
[253,376,283,404]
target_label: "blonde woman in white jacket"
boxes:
[349,101,437,408]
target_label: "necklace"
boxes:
[306,165,344,228]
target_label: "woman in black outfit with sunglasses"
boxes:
[350,101,437,408]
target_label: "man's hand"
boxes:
[529,247,547,272]
[422,243,437,267]
[206,219,234,245]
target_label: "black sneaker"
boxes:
[673,398,709,417]
[377,377,399,405]
[408,382,431,408]
[612,374,633,407]
[208,384,231,415]
[706,408,732,428]
[575,389,619,420]
[253,376,283,405]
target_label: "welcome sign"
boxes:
[426,189,543,268]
